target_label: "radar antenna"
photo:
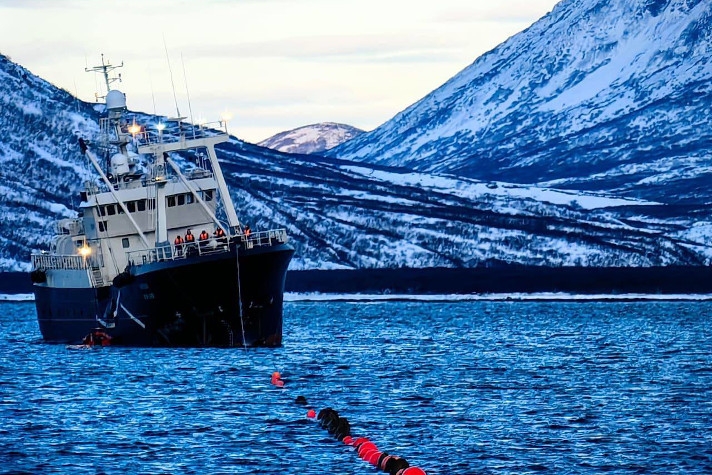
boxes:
[86,54,124,101]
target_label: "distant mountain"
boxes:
[328,0,712,206]
[257,122,363,154]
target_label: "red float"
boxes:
[357,441,377,458]
[351,437,370,448]
[401,467,426,475]
[367,450,382,466]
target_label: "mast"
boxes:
[85,54,123,102]
[85,56,153,249]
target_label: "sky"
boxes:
[0,0,560,144]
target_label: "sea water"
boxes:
[0,300,711,475]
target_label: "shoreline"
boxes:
[6,265,712,301]
[5,292,712,303]
[283,292,712,302]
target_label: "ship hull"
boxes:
[33,242,294,347]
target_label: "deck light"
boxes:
[128,120,141,136]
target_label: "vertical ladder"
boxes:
[90,266,105,287]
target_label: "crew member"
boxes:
[174,234,184,256]
[185,229,195,243]
[214,227,226,244]
[244,225,251,237]
[199,230,210,241]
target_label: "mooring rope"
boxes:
[235,239,247,350]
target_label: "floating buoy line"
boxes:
[271,371,428,475]
[66,348,429,472]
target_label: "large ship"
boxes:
[29,59,294,347]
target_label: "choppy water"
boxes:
[0,300,711,474]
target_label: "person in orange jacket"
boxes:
[174,234,184,256]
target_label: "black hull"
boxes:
[34,242,294,347]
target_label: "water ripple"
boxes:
[0,301,711,474]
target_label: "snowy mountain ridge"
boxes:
[257,122,363,154]
[328,0,712,205]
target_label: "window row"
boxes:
[167,190,213,207]
[99,199,155,217]
[167,193,194,207]
[98,190,214,217]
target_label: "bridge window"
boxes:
[98,221,108,232]
[127,201,136,213]
[122,238,130,248]
[167,196,176,207]
[137,200,146,212]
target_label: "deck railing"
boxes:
[31,254,89,270]
[110,118,229,147]
[242,229,290,249]
[32,229,289,271]
[126,229,289,266]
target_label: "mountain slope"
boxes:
[211,138,712,270]
[257,122,363,154]
[0,55,100,271]
[328,0,712,204]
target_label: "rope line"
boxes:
[236,242,247,350]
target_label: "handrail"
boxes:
[125,228,289,266]
[125,121,228,148]
[241,229,290,249]
[31,254,89,270]
[32,228,289,270]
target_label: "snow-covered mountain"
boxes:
[0,56,100,272]
[328,0,712,206]
[2,0,712,273]
[257,122,363,154]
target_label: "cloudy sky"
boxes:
[0,0,559,143]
